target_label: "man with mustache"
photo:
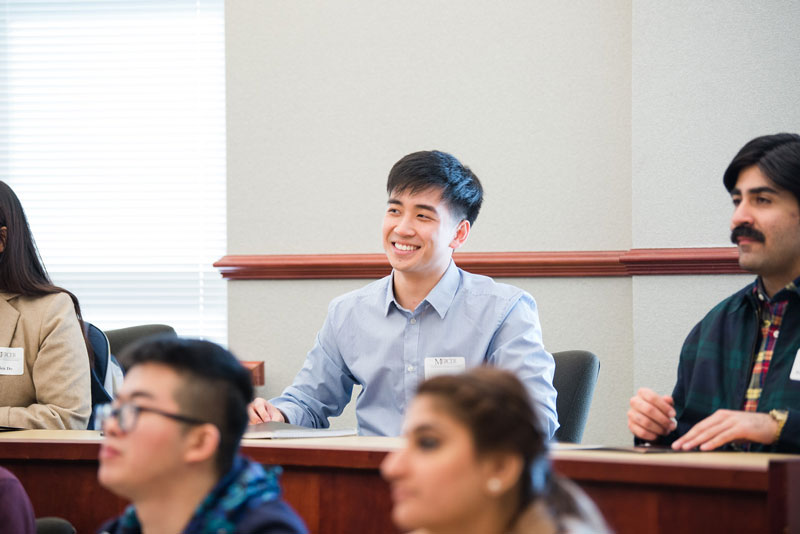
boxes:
[628,133,800,452]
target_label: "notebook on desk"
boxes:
[591,445,680,453]
[551,442,679,453]
[244,421,357,439]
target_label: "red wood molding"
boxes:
[241,360,265,386]
[620,247,744,275]
[214,247,746,280]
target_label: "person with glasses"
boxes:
[96,336,307,534]
[0,180,92,429]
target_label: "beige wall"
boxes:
[225,1,799,446]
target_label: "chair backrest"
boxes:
[552,350,600,444]
[104,324,177,357]
[86,322,113,430]
[36,517,76,534]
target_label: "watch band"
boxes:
[769,409,789,443]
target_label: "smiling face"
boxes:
[730,165,800,295]
[382,187,469,285]
[97,363,196,501]
[380,395,501,533]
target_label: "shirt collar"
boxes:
[753,275,800,304]
[383,260,460,318]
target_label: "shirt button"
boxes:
[407,365,415,372]
[410,318,417,325]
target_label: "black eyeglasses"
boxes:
[95,402,206,434]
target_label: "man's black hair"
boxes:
[119,336,254,476]
[386,150,484,225]
[723,133,800,205]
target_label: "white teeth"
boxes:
[394,243,419,251]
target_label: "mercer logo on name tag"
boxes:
[0,347,24,376]
[424,356,466,379]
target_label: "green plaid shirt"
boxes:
[656,277,800,452]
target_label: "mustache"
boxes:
[730,225,765,245]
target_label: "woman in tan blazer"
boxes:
[0,181,91,429]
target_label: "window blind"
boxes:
[0,0,227,344]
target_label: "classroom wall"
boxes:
[225,1,800,446]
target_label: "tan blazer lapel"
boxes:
[0,294,20,347]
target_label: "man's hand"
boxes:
[671,409,777,451]
[628,387,677,441]
[248,398,286,424]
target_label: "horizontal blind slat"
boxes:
[1,0,227,345]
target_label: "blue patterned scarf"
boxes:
[106,456,282,534]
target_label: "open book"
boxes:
[243,420,357,439]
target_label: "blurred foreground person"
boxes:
[0,466,36,534]
[381,367,609,534]
[96,337,307,534]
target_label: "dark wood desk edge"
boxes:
[241,444,391,469]
[3,439,798,494]
[0,440,102,461]
[553,457,769,491]
[244,443,782,492]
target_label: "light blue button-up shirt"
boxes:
[270,261,559,437]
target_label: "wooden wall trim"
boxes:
[214,247,746,280]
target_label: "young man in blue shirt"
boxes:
[249,150,559,438]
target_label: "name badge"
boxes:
[790,349,800,381]
[0,347,24,376]
[424,357,466,379]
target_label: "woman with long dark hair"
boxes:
[0,180,91,429]
[381,367,610,534]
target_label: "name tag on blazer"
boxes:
[424,356,465,379]
[791,349,800,381]
[0,347,24,376]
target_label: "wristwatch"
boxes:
[769,409,789,443]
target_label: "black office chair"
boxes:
[552,350,600,444]
[86,322,116,430]
[35,517,76,534]
[104,324,177,359]
[85,323,176,429]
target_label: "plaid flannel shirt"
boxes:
[653,277,800,452]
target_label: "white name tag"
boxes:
[790,348,800,381]
[0,347,24,376]
[424,357,466,379]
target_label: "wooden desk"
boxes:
[552,445,800,534]
[0,431,401,534]
[1,432,799,534]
